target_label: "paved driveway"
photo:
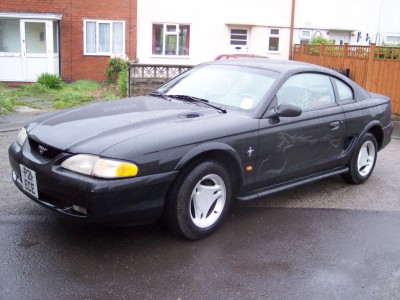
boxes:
[1,131,400,299]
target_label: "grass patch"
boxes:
[0,80,120,113]
[0,92,16,113]
[68,80,102,92]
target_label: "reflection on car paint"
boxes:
[259,132,341,174]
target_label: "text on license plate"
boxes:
[20,164,39,198]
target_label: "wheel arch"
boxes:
[175,142,244,195]
[359,120,384,150]
[368,125,384,150]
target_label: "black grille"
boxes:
[29,138,62,159]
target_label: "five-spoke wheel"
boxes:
[164,160,231,240]
[341,133,378,184]
[189,174,226,228]
[357,139,376,177]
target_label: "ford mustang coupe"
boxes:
[9,59,393,239]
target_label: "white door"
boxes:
[229,28,249,53]
[21,20,55,81]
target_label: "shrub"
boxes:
[118,70,128,97]
[105,57,128,83]
[309,36,333,45]
[308,36,334,55]
[37,73,63,89]
[0,92,15,113]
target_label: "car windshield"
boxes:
[155,64,278,110]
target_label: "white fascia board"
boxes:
[296,25,357,32]
[0,12,62,20]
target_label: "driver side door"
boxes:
[254,73,346,189]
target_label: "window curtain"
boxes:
[152,24,163,55]
[178,25,190,55]
[86,21,96,53]
[99,23,110,53]
[112,22,123,54]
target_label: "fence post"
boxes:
[301,43,305,61]
[128,63,132,97]
[366,43,376,91]
[319,43,325,65]
[343,43,349,58]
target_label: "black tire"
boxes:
[164,160,231,240]
[341,133,378,184]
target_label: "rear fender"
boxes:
[358,120,384,149]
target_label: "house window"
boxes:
[53,21,59,54]
[300,30,312,43]
[152,24,190,56]
[0,18,21,52]
[269,29,280,51]
[385,35,400,45]
[84,20,125,55]
[230,29,248,46]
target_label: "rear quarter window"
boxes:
[334,78,354,101]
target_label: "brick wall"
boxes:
[0,0,137,82]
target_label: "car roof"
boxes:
[214,53,269,60]
[206,58,369,97]
[208,58,329,75]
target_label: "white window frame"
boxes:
[152,23,190,57]
[83,19,125,56]
[384,34,400,45]
[268,28,280,52]
[230,28,248,46]
[300,29,312,40]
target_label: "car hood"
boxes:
[26,96,224,153]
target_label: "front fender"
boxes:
[175,142,245,185]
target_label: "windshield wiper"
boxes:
[167,94,227,113]
[148,91,170,101]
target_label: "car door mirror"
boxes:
[265,103,302,118]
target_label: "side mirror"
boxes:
[265,103,302,118]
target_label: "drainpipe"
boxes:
[289,0,296,60]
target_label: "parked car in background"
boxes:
[9,59,393,239]
[215,53,268,60]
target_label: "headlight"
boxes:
[61,154,139,178]
[17,128,28,146]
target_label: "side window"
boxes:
[84,20,125,55]
[334,79,354,101]
[268,29,280,52]
[276,73,335,110]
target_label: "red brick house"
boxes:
[0,0,137,82]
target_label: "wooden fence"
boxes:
[293,43,400,114]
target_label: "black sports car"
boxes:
[9,59,394,239]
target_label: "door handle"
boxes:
[329,120,341,130]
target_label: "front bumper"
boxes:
[9,141,178,225]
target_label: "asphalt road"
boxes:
[1,131,400,300]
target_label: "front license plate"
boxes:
[20,164,39,198]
